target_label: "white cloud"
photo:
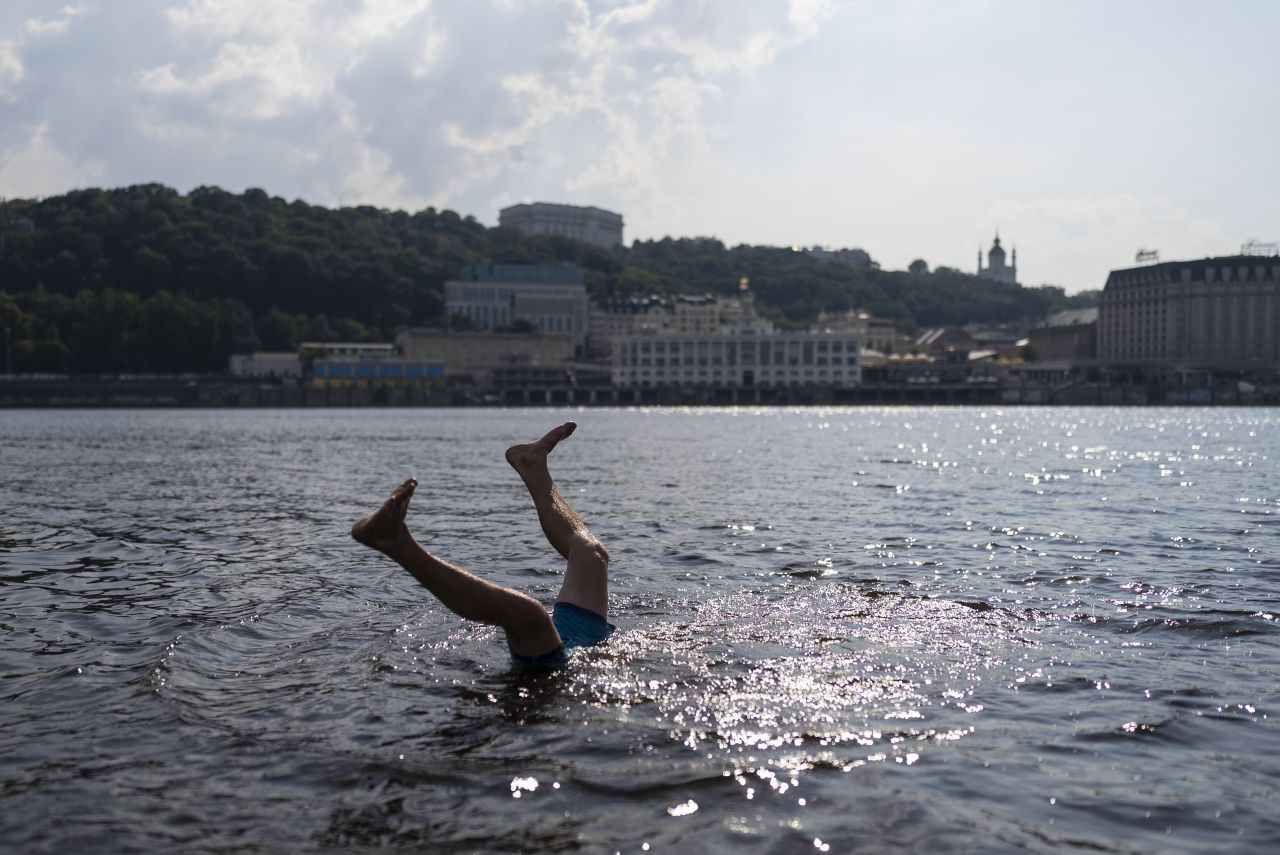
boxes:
[0,121,102,198]
[5,0,1270,293]
[0,39,22,96]
[0,4,86,99]
[0,0,844,221]
[989,194,1235,290]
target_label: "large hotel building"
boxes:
[1098,255,1280,368]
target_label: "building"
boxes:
[916,327,976,357]
[814,310,900,353]
[1028,308,1097,363]
[444,263,588,354]
[1098,255,1280,368]
[498,202,624,248]
[310,358,444,387]
[586,290,776,362]
[673,294,720,334]
[303,341,444,387]
[586,295,671,360]
[977,234,1017,284]
[612,290,857,389]
[396,328,575,387]
[301,341,397,359]
[228,352,302,380]
[613,329,862,389]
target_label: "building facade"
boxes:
[612,330,862,389]
[228,351,303,380]
[1098,255,1280,367]
[498,202,624,248]
[396,328,574,386]
[978,234,1017,284]
[814,310,901,353]
[586,295,671,360]
[302,341,443,387]
[1029,309,1097,363]
[444,263,588,353]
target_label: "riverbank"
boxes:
[2,378,1278,407]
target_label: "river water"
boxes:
[1,406,1277,853]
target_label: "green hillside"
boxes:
[0,184,1096,373]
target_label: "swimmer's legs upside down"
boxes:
[351,477,561,658]
[505,422,610,618]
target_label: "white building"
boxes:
[588,289,778,362]
[612,293,856,388]
[444,263,588,354]
[612,330,862,389]
[499,202,624,248]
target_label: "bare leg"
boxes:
[505,422,610,617]
[352,478,562,658]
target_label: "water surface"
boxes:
[2,407,1277,852]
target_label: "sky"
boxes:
[1,0,1276,293]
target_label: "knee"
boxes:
[507,592,553,634]
[573,538,608,568]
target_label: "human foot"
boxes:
[505,422,577,474]
[351,478,418,553]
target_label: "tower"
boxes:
[977,233,1018,284]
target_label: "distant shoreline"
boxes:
[2,378,1276,408]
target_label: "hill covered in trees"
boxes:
[0,184,1096,373]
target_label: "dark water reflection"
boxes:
[2,407,1278,852]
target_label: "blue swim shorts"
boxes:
[511,601,616,669]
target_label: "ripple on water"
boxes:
[4,407,1280,852]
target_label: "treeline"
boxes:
[0,184,1095,373]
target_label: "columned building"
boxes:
[978,234,1017,284]
[444,263,588,354]
[499,202,624,248]
[612,330,862,389]
[1098,255,1280,369]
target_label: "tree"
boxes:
[0,183,1101,373]
[494,318,537,334]
[258,308,299,351]
[449,313,478,331]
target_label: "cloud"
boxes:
[0,121,103,198]
[989,194,1235,290]
[0,4,86,101]
[0,0,841,223]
